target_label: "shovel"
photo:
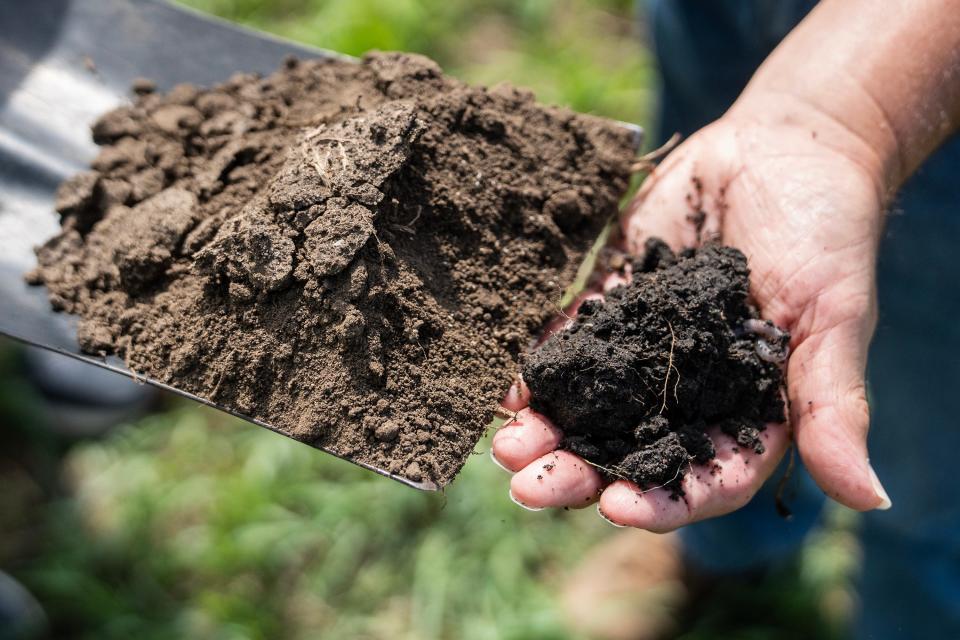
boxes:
[0,0,640,490]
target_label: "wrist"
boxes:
[725,0,960,196]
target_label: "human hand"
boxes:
[493,95,893,530]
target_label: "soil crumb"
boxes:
[523,239,788,495]
[27,52,637,487]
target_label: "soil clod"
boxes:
[523,238,788,495]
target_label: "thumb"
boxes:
[789,310,891,512]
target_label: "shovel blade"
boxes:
[0,0,641,491]
[0,0,444,489]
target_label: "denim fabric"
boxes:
[647,2,960,637]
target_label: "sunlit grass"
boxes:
[20,405,609,639]
[8,401,857,639]
[178,0,653,125]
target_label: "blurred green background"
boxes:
[0,1,859,639]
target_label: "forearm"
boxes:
[729,0,960,194]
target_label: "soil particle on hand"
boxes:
[29,52,637,487]
[522,238,787,496]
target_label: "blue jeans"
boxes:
[648,2,960,638]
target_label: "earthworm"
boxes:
[741,318,790,364]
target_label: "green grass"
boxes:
[177,0,654,125]
[6,403,856,640]
[15,406,607,639]
[1,2,858,638]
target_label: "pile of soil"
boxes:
[28,52,637,487]
[523,239,788,495]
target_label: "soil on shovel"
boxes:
[523,239,788,496]
[27,52,637,487]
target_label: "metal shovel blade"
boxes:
[0,0,445,489]
[0,0,641,490]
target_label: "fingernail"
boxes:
[868,462,892,511]
[509,489,544,512]
[597,504,626,527]
[490,448,510,473]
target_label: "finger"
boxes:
[789,315,890,511]
[491,408,563,472]
[589,269,629,293]
[591,244,633,289]
[510,450,603,509]
[500,377,531,412]
[598,424,790,532]
[603,271,629,292]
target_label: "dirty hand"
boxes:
[493,94,891,530]
[493,0,960,529]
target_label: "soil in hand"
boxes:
[28,52,637,487]
[522,239,788,495]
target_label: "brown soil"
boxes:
[27,52,637,487]
[523,239,788,495]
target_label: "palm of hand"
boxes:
[493,116,889,530]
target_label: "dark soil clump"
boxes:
[523,239,788,495]
[28,52,637,486]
